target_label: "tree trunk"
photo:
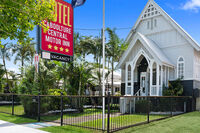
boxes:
[111,60,114,96]
[106,58,110,94]
[3,55,9,92]
[31,56,33,66]
[21,57,24,77]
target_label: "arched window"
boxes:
[177,57,184,79]
[128,65,131,81]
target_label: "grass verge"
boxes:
[0,113,37,124]
[40,125,100,133]
[117,111,200,133]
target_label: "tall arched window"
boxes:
[128,65,131,81]
[177,57,184,79]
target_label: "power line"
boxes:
[74,27,132,31]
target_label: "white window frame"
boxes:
[177,56,185,79]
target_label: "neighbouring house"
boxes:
[85,69,121,96]
[117,0,200,96]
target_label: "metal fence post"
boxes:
[107,92,110,133]
[170,97,173,117]
[61,92,63,126]
[38,94,40,122]
[12,94,14,115]
[147,97,150,123]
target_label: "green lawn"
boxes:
[41,112,200,133]
[117,111,200,133]
[40,108,102,121]
[0,113,37,124]
[0,105,102,122]
[76,114,166,129]
[1,110,200,133]
[0,105,24,115]
[41,126,99,133]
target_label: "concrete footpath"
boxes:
[0,120,49,133]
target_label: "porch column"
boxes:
[125,63,128,95]
[156,63,160,96]
[165,66,167,86]
[168,67,170,86]
[131,63,134,96]
[149,62,153,96]
[161,66,163,96]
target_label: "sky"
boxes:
[1,0,200,74]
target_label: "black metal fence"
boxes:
[0,93,192,132]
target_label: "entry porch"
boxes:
[125,50,173,96]
[121,33,175,96]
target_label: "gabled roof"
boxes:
[116,32,174,69]
[125,0,200,51]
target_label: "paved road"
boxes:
[0,120,49,133]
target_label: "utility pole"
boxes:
[102,0,105,130]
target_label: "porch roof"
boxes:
[117,32,174,69]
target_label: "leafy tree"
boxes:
[0,0,55,42]
[18,60,59,95]
[0,43,12,90]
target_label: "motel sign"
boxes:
[41,0,73,60]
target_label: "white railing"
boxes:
[135,89,141,96]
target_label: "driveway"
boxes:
[0,120,49,133]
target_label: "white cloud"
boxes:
[182,0,200,12]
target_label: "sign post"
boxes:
[41,0,74,62]
[34,53,39,73]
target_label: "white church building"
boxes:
[117,0,200,96]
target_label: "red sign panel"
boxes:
[41,0,73,56]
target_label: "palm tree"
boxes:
[54,61,70,92]
[12,37,35,76]
[8,71,18,93]
[0,64,5,92]
[0,43,11,89]
[18,60,58,95]
[106,28,128,95]
[29,42,36,65]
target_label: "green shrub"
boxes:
[20,96,49,117]
[20,96,38,117]
[163,79,183,96]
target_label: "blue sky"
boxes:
[1,0,200,73]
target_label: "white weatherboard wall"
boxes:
[194,50,200,80]
[127,40,153,62]
[135,13,195,80]
[118,0,200,97]
[121,67,125,83]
